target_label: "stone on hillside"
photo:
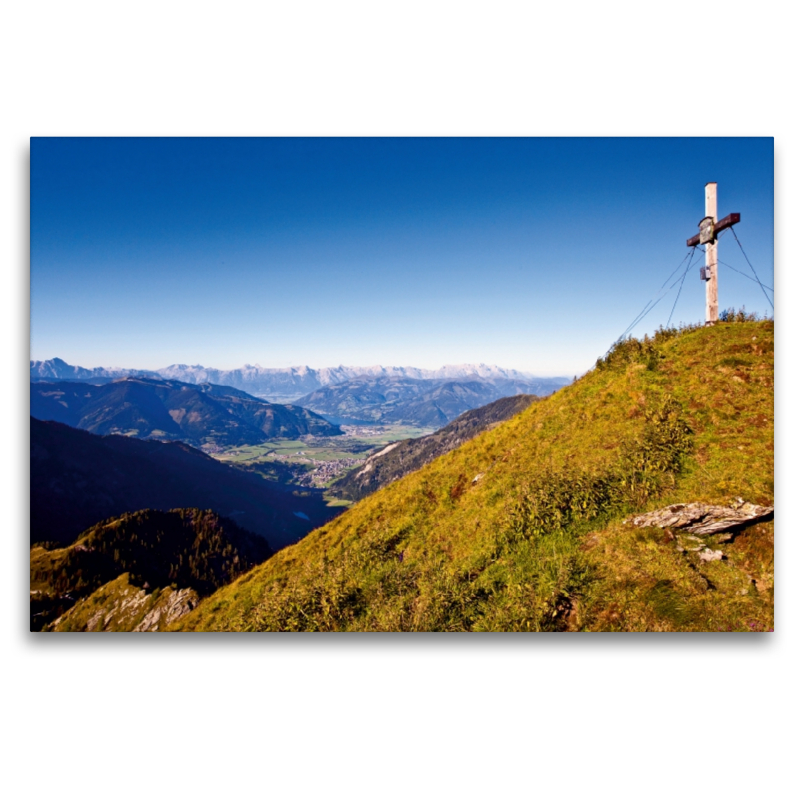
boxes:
[699,548,725,562]
[627,498,773,536]
[134,587,198,632]
[681,535,706,552]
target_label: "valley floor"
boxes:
[211,423,436,503]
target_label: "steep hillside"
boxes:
[296,377,519,426]
[31,508,272,631]
[174,320,774,632]
[330,394,539,501]
[30,377,341,447]
[31,418,341,549]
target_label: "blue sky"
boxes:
[30,137,774,376]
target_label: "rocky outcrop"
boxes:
[49,574,199,632]
[698,549,725,563]
[133,588,198,631]
[627,498,773,536]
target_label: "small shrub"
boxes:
[449,474,468,501]
[719,306,760,323]
[504,395,692,541]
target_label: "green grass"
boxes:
[173,320,773,632]
[324,497,353,508]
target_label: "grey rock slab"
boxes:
[627,499,773,536]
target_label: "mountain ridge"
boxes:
[31,508,273,631]
[31,376,341,447]
[31,358,570,401]
[295,376,539,427]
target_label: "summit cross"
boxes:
[686,182,741,324]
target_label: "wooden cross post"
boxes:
[686,182,741,324]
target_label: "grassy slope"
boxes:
[173,321,773,632]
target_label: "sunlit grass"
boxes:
[173,319,773,632]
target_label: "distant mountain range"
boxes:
[330,394,539,501]
[31,376,340,448]
[31,358,570,402]
[296,376,551,427]
[31,417,341,549]
[30,357,154,383]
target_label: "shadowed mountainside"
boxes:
[30,417,342,549]
[295,376,541,427]
[31,508,273,631]
[31,377,341,448]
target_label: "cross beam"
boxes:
[686,183,741,324]
[686,213,741,247]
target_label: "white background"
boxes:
[3,2,795,798]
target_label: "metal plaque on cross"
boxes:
[699,216,715,245]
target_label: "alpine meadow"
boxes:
[173,318,774,632]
